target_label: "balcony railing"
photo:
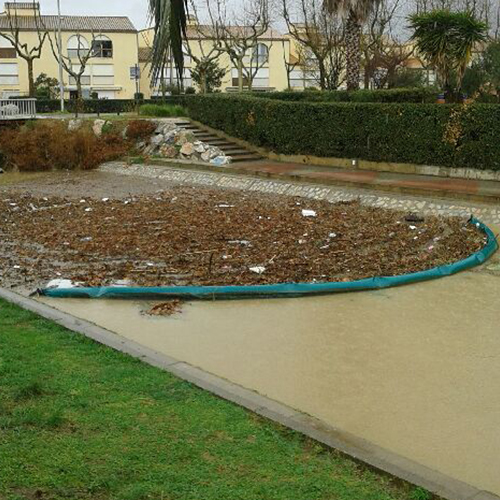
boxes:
[0,98,37,120]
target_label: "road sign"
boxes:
[130,65,140,80]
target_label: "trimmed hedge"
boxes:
[139,103,187,117]
[35,96,188,114]
[248,88,440,103]
[186,94,500,170]
[248,88,499,104]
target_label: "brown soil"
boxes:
[0,184,486,290]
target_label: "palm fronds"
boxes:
[409,10,488,91]
[324,0,380,23]
[149,0,188,80]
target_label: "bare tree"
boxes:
[362,0,415,88]
[214,0,271,91]
[0,2,48,97]
[283,0,346,90]
[281,39,299,89]
[46,31,98,115]
[183,0,226,93]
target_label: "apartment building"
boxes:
[0,2,139,99]
[137,21,292,96]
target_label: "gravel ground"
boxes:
[0,175,486,290]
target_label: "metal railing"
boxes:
[0,98,37,120]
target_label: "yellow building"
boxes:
[0,2,139,99]
[138,22,291,96]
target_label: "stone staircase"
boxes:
[175,120,264,163]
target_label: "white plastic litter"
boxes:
[46,279,77,289]
[249,266,266,274]
[228,240,251,246]
[302,209,317,217]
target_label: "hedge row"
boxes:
[35,96,188,114]
[248,88,499,104]
[248,88,440,103]
[186,94,500,170]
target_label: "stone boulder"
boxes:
[180,142,195,156]
[92,119,106,137]
[159,145,178,158]
[68,119,83,131]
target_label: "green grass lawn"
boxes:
[0,299,429,500]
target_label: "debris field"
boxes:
[0,186,486,290]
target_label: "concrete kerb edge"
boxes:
[0,286,498,500]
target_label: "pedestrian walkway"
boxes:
[220,159,500,203]
[102,162,500,225]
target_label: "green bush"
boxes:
[250,88,440,103]
[186,94,500,170]
[139,103,186,117]
[34,97,189,114]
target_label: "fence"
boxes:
[0,98,37,120]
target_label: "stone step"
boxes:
[218,145,248,152]
[231,154,264,162]
[225,149,256,156]
[177,121,263,163]
[194,134,221,141]
[208,141,237,149]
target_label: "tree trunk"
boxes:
[238,58,244,92]
[75,79,82,118]
[201,69,207,94]
[345,12,362,91]
[27,58,35,98]
[318,59,327,90]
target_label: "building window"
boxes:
[91,36,113,58]
[252,43,269,66]
[92,64,114,85]
[69,64,91,86]
[289,68,320,88]
[231,68,249,87]
[0,37,16,59]
[153,67,192,94]
[0,62,19,84]
[67,35,89,59]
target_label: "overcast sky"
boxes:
[38,0,151,30]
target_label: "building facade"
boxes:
[137,23,292,97]
[0,2,139,99]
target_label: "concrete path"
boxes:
[102,162,500,224]
[145,158,500,204]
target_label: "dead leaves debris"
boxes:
[0,188,486,289]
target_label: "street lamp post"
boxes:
[57,0,65,112]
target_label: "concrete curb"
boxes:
[1,287,498,500]
[141,158,500,205]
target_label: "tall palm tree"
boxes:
[149,0,188,81]
[324,0,380,90]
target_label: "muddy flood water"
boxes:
[4,169,500,495]
[40,261,500,496]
